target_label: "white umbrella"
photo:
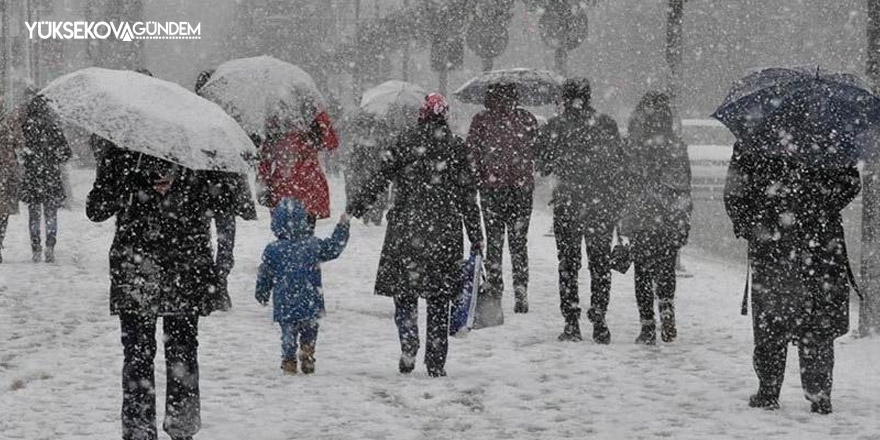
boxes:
[454,68,565,106]
[199,55,326,139]
[40,67,255,173]
[359,80,426,125]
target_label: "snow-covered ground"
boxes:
[1,169,879,440]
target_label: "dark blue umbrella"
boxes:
[712,67,880,166]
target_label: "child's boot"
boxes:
[281,359,297,375]
[299,343,316,374]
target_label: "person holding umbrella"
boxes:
[537,78,626,344]
[19,88,71,263]
[466,83,539,321]
[42,67,258,440]
[347,93,483,377]
[0,99,24,263]
[717,67,868,414]
[619,91,692,345]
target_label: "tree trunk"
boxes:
[554,48,567,76]
[666,0,685,134]
[861,0,880,337]
[482,57,494,72]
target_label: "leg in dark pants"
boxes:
[750,256,796,406]
[43,202,58,249]
[28,203,42,252]
[0,214,8,262]
[394,295,420,361]
[798,335,834,411]
[481,189,508,298]
[424,297,450,376]
[508,187,533,312]
[120,314,158,440]
[584,227,613,322]
[163,315,200,438]
[554,208,584,324]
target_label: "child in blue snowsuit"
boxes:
[256,198,350,374]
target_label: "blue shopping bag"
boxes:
[449,253,482,337]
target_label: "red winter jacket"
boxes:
[467,107,538,189]
[258,111,338,218]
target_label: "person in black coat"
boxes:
[87,146,235,440]
[537,78,626,343]
[724,126,859,414]
[347,93,483,377]
[19,92,71,263]
[620,91,692,345]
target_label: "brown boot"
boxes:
[281,359,297,375]
[299,343,316,374]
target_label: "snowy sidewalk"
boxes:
[1,170,879,440]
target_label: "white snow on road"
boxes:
[1,169,878,440]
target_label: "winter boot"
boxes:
[558,318,583,342]
[44,247,55,263]
[281,359,297,375]
[635,320,657,345]
[399,353,416,374]
[748,392,780,410]
[810,398,832,415]
[659,302,676,343]
[587,308,611,345]
[514,287,528,314]
[473,292,504,329]
[31,245,42,263]
[426,365,447,377]
[299,343,316,375]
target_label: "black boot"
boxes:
[399,354,415,374]
[558,318,582,342]
[634,320,657,345]
[587,309,610,344]
[810,398,832,415]
[749,392,780,410]
[659,302,676,343]
[513,287,528,314]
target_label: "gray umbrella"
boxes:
[453,68,565,106]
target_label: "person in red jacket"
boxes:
[467,83,538,325]
[258,110,339,230]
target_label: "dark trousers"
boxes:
[633,230,678,323]
[120,314,200,440]
[280,320,319,361]
[751,254,835,402]
[394,296,450,369]
[554,208,613,322]
[481,186,533,298]
[0,214,8,249]
[28,202,58,250]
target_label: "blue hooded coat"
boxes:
[255,198,349,323]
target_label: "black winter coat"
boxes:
[87,149,233,317]
[537,107,626,228]
[347,120,483,301]
[19,96,71,205]
[724,141,860,339]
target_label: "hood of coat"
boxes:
[271,198,311,240]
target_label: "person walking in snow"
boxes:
[619,91,692,345]
[195,69,258,302]
[467,83,539,323]
[87,148,237,440]
[344,114,395,226]
[255,198,350,375]
[19,90,71,263]
[537,78,626,344]
[347,93,483,377]
[257,105,339,231]
[0,100,24,263]
[724,119,859,414]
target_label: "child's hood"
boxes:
[271,198,311,240]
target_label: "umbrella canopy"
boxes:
[40,67,256,173]
[359,80,426,127]
[453,68,564,106]
[713,67,880,166]
[198,55,326,139]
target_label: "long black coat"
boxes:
[87,148,232,317]
[347,120,483,301]
[724,142,860,339]
[537,107,626,229]
[19,96,71,205]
